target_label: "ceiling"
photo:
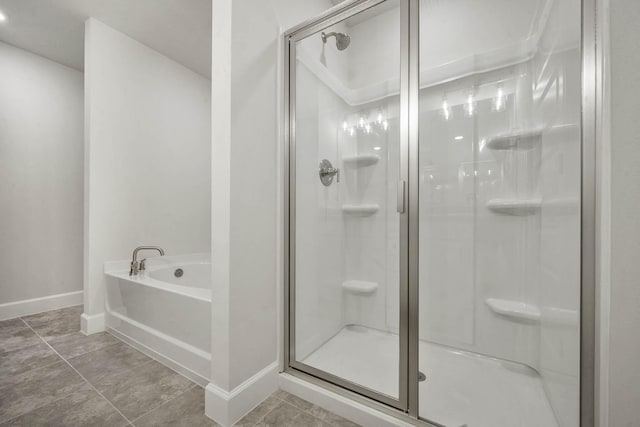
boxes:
[0,0,211,78]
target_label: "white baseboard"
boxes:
[0,291,83,321]
[205,362,279,427]
[81,312,105,335]
[278,373,413,427]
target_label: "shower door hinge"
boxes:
[397,180,406,213]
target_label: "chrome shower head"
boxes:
[321,31,351,51]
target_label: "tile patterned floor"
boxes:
[0,306,360,427]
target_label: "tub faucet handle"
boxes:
[139,259,147,272]
[129,260,139,276]
[130,246,165,276]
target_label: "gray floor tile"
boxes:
[322,413,361,427]
[0,361,85,423]
[279,392,315,412]
[22,306,83,339]
[0,341,61,385]
[1,383,127,427]
[133,386,217,427]
[306,405,361,427]
[254,401,304,427]
[47,332,119,359]
[272,389,292,401]
[0,319,41,354]
[235,395,281,426]
[96,359,194,420]
[290,411,333,427]
[21,306,83,327]
[67,341,151,384]
[265,392,361,427]
[1,307,361,427]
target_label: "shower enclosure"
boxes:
[284,0,595,425]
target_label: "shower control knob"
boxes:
[319,159,340,186]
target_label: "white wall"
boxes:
[209,0,282,397]
[607,0,640,425]
[0,42,83,313]
[83,18,211,326]
[227,0,281,386]
[209,0,338,387]
[206,1,338,424]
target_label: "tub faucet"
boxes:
[130,246,165,276]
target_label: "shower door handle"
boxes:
[397,180,406,213]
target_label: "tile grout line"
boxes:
[127,382,200,425]
[19,318,134,426]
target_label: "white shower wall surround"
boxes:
[295,48,580,360]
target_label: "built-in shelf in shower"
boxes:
[342,154,380,167]
[342,204,379,215]
[342,280,378,295]
[486,127,544,150]
[485,298,541,322]
[486,198,541,215]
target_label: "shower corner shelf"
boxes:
[342,204,379,215]
[485,298,541,322]
[342,154,380,167]
[486,127,544,150]
[486,198,541,215]
[342,280,378,295]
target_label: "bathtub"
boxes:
[104,253,211,385]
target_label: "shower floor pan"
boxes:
[302,325,558,427]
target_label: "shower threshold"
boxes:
[301,325,558,427]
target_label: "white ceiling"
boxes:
[0,0,211,78]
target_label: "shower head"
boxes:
[321,31,351,50]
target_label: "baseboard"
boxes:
[81,312,105,335]
[0,291,83,321]
[278,373,414,427]
[205,362,279,427]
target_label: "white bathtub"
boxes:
[104,253,211,385]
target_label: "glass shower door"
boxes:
[417,0,582,425]
[287,0,407,408]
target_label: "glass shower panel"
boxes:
[292,0,403,402]
[417,0,582,425]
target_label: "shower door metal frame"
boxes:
[581,0,598,424]
[283,0,598,424]
[283,0,414,413]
